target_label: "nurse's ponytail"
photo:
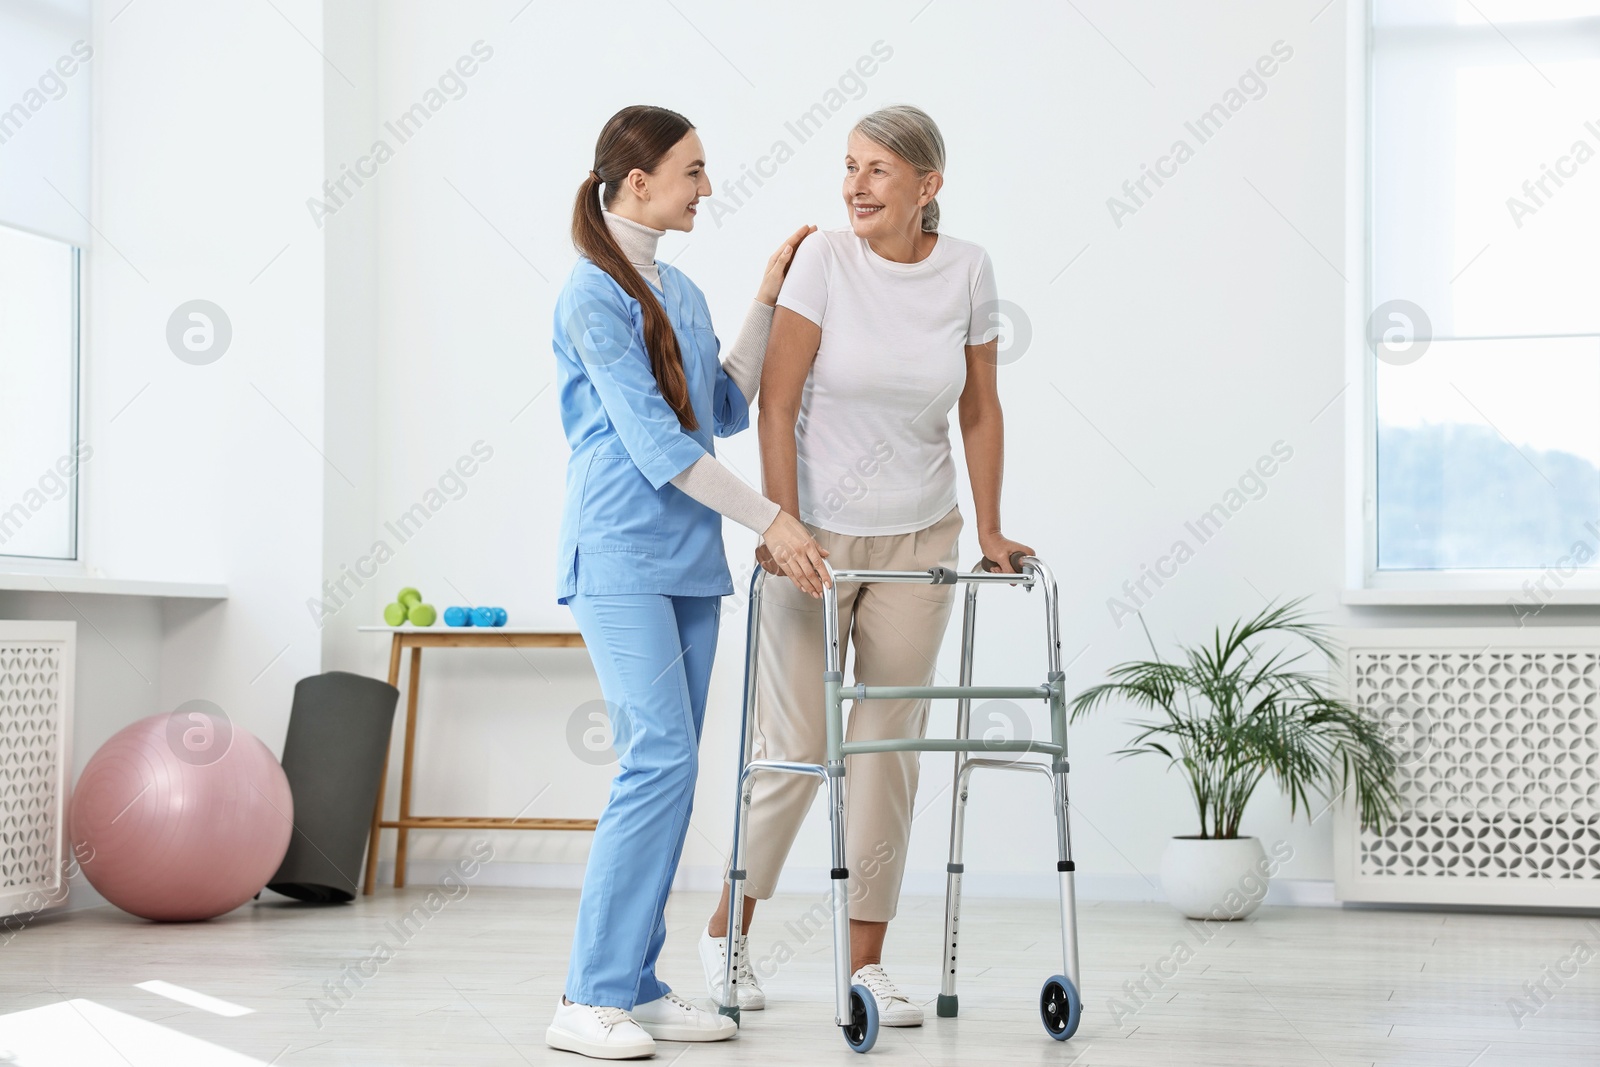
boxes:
[573,105,698,431]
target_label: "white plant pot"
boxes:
[1159,836,1269,920]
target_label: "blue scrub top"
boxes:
[552,257,750,603]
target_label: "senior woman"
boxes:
[698,104,1034,1025]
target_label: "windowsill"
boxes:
[1342,587,1600,607]
[0,572,227,599]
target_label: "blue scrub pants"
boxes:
[563,592,721,1008]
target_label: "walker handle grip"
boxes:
[978,551,1027,574]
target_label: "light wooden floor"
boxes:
[2,886,1597,1065]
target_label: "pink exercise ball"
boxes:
[69,703,293,921]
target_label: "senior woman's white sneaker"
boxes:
[851,964,924,1027]
[698,925,766,1010]
[546,998,656,1059]
[631,990,738,1041]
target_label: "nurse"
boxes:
[544,104,825,1061]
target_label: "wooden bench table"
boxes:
[357,625,590,895]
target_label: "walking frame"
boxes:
[718,553,1083,1052]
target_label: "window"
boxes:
[0,224,81,560]
[0,0,92,566]
[1368,1,1600,575]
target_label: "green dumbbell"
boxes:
[407,603,437,627]
[397,587,423,609]
[384,602,407,627]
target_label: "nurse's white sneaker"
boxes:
[630,991,738,1042]
[546,998,656,1059]
[698,925,766,1010]
[851,964,924,1027]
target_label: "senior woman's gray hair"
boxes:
[851,105,946,232]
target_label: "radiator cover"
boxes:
[0,621,76,919]
[1333,627,1600,907]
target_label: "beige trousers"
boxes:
[735,505,962,923]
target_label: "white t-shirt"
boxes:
[776,227,999,535]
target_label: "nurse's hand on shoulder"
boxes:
[756,225,817,307]
[760,511,831,597]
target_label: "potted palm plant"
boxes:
[1070,598,1398,920]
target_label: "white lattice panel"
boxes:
[0,621,75,918]
[1333,628,1600,907]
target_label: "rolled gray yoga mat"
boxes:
[267,670,398,903]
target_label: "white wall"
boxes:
[319,0,382,675]
[80,0,327,744]
[324,0,1447,902]
[34,0,1596,916]
[2,0,330,912]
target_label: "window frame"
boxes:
[0,229,84,572]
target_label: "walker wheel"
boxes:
[1040,974,1081,1041]
[841,983,879,1053]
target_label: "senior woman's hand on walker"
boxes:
[979,531,1037,574]
[755,225,817,307]
[759,511,832,597]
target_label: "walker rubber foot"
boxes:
[936,993,958,1018]
[717,1003,741,1027]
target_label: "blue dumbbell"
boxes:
[444,606,473,627]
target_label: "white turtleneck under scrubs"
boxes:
[601,209,782,536]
